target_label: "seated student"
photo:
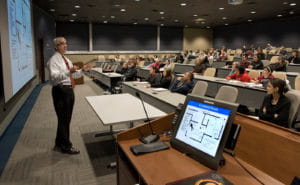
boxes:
[228,62,238,76]
[148,68,172,89]
[146,67,161,87]
[117,62,128,74]
[163,59,172,70]
[251,66,275,84]
[124,60,137,81]
[193,56,209,75]
[218,49,227,61]
[277,45,287,56]
[149,59,161,69]
[240,55,251,68]
[288,50,300,64]
[249,55,264,69]
[170,72,195,95]
[269,56,287,72]
[256,46,266,60]
[225,65,251,82]
[259,78,290,127]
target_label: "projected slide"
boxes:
[175,100,231,157]
[7,0,34,95]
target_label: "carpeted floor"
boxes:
[0,76,128,185]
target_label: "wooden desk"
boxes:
[173,64,195,74]
[287,64,300,73]
[117,113,300,185]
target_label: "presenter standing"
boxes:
[48,37,89,154]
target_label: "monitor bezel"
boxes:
[170,94,238,170]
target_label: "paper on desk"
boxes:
[152,88,168,92]
[244,83,263,88]
[133,81,149,84]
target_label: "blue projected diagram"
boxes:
[7,0,34,94]
[175,101,230,157]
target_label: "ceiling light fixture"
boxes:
[248,19,252,22]
[174,19,179,22]
[289,11,295,14]
[111,16,115,18]
[206,26,210,28]
[225,23,229,26]
[161,17,165,19]
[193,14,198,17]
[277,14,283,17]
[135,0,141,2]
[160,11,164,14]
[219,7,224,10]
[145,18,149,20]
[180,3,187,6]
[103,21,108,23]
[70,19,75,22]
[74,5,80,8]
[250,11,256,14]
[49,9,55,12]
[120,9,126,12]
[201,21,205,24]
[290,3,296,6]
[283,2,288,4]
[114,4,120,7]
[133,22,138,24]
[72,13,77,16]
[222,17,227,19]
[185,25,189,27]
[160,24,164,26]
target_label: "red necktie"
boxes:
[62,55,75,88]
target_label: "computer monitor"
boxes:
[170,94,238,170]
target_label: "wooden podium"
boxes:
[116,113,300,185]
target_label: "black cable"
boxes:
[231,154,265,185]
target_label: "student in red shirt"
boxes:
[225,65,251,82]
[251,66,275,84]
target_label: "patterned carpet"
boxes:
[0,76,127,185]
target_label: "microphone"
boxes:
[135,92,160,144]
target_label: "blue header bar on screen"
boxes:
[188,100,231,115]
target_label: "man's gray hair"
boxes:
[53,37,65,47]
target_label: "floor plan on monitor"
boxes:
[176,101,230,157]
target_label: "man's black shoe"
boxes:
[61,147,80,155]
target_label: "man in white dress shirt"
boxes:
[48,37,89,154]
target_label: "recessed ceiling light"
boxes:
[248,19,252,22]
[277,14,283,17]
[102,16,106,18]
[135,0,140,1]
[283,2,288,4]
[70,19,75,22]
[222,17,227,20]
[72,13,77,16]
[120,9,126,12]
[49,9,55,12]
[161,17,165,19]
[250,11,256,14]
[201,21,205,24]
[180,3,187,6]
[193,14,198,17]
[74,5,80,8]
[145,17,149,20]
[219,7,224,10]
[174,19,179,22]
[289,11,295,14]
[111,16,115,18]
[160,11,164,14]
[133,22,138,24]
[290,3,296,6]
[103,21,108,23]
[225,23,229,26]
[160,24,164,26]
[206,26,210,28]
[114,4,120,7]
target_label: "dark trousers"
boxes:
[52,85,75,150]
